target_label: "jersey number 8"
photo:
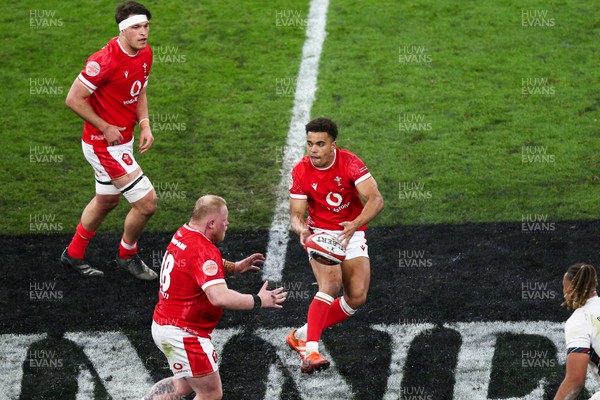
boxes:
[160,252,175,296]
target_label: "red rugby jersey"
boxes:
[290,148,372,231]
[77,37,152,147]
[153,224,225,338]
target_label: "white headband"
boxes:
[118,14,148,31]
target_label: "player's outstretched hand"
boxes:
[236,253,264,273]
[258,280,287,309]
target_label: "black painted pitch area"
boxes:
[2,220,600,399]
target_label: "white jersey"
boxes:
[565,295,600,386]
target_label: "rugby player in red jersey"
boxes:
[143,195,287,400]
[61,1,158,280]
[286,117,384,373]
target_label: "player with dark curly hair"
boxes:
[555,263,600,400]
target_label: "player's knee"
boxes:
[346,292,367,309]
[139,194,157,217]
[320,280,342,296]
[95,195,120,211]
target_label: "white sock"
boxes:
[305,341,319,355]
[295,324,308,341]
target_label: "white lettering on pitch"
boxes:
[64,331,153,398]
[4,322,599,399]
[0,333,47,399]
[256,327,353,399]
[449,321,570,400]
[209,327,242,356]
[264,363,286,399]
[372,323,435,400]
[75,366,94,400]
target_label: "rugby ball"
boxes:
[305,232,346,265]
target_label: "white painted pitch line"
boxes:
[263,0,330,282]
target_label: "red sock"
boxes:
[67,222,96,259]
[119,237,138,259]
[323,297,356,329]
[306,292,334,343]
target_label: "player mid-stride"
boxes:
[61,1,157,280]
[287,117,384,373]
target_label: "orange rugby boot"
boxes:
[286,329,306,358]
[300,352,330,374]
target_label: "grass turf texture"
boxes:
[0,0,308,234]
[2,1,600,235]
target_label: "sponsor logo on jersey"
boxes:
[326,192,343,207]
[85,61,100,77]
[173,362,183,370]
[202,260,218,276]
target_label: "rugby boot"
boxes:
[116,254,158,281]
[286,329,306,358]
[61,248,104,277]
[301,352,330,374]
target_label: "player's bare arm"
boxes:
[136,86,154,153]
[205,281,287,310]
[553,352,588,400]
[338,176,384,247]
[65,79,125,145]
[290,198,311,246]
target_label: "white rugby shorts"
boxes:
[311,228,369,260]
[151,321,219,378]
[82,139,140,195]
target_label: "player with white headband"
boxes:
[61,1,158,280]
